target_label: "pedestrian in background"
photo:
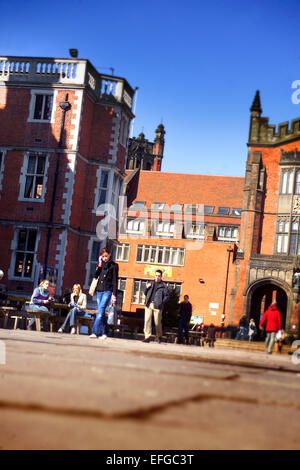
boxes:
[235,314,248,340]
[248,318,257,342]
[206,323,216,347]
[143,269,170,343]
[259,302,282,354]
[177,295,192,344]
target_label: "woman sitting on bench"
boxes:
[28,279,54,330]
[58,284,87,334]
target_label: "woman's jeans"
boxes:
[28,304,49,330]
[92,291,112,337]
[61,307,86,330]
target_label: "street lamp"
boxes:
[43,95,71,284]
[222,246,234,329]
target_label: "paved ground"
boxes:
[1,329,300,450]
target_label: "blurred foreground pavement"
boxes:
[1,329,300,450]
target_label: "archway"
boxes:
[247,280,288,333]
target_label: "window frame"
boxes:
[8,227,39,281]
[217,225,238,241]
[18,152,49,203]
[116,243,130,262]
[136,244,185,266]
[28,90,54,123]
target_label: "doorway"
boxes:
[248,281,287,332]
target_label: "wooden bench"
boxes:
[0,306,20,329]
[76,310,97,335]
[26,309,57,332]
[117,316,143,339]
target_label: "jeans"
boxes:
[61,307,86,330]
[28,304,49,330]
[265,331,276,354]
[235,326,247,340]
[92,291,112,337]
[178,319,190,344]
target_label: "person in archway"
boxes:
[235,314,248,340]
[259,301,282,354]
[248,318,257,342]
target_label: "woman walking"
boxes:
[89,247,118,339]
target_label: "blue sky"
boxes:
[2,0,300,176]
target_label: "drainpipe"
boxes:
[222,246,234,328]
[43,94,71,280]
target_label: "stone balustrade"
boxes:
[0,56,134,110]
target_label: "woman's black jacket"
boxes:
[94,260,119,297]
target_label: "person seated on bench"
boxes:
[28,279,54,330]
[58,284,87,334]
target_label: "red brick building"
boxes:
[117,92,300,337]
[117,170,244,327]
[0,55,134,296]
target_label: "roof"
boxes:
[125,170,244,211]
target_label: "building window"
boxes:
[136,245,185,266]
[295,170,300,194]
[30,93,53,121]
[127,219,145,234]
[165,282,182,297]
[185,204,198,214]
[218,226,238,241]
[276,219,289,254]
[204,205,214,214]
[152,202,165,211]
[120,116,129,147]
[231,208,242,216]
[87,240,102,284]
[13,229,37,279]
[111,173,122,217]
[280,169,294,194]
[0,150,5,193]
[132,279,148,304]
[156,222,174,237]
[217,207,230,215]
[170,203,183,212]
[118,277,127,303]
[185,223,205,239]
[23,153,47,200]
[97,170,110,206]
[116,243,130,261]
[130,201,146,210]
[290,219,300,255]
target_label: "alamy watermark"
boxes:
[291,340,300,365]
[291,81,300,104]
[95,196,205,252]
[0,340,6,365]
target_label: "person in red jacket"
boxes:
[259,302,282,354]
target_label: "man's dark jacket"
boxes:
[144,281,170,310]
[179,301,192,323]
[94,260,119,297]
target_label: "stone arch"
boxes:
[245,277,290,330]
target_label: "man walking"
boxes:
[259,301,282,354]
[178,295,192,344]
[143,269,170,343]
